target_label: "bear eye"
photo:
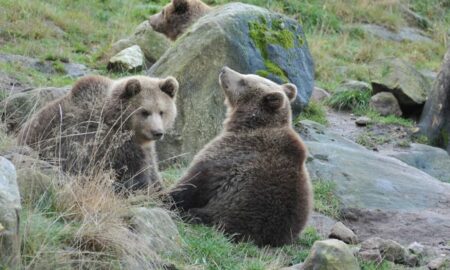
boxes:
[141,110,151,117]
[159,111,164,116]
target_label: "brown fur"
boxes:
[149,0,211,40]
[168,67,313,247]
[18,75,178,192]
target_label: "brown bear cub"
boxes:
[149,0,211,40]
[168,67,313,247]
[19,75,178,192]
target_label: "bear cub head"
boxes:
[149,0,211,40]
[219,66,297,130]
[108,76,179,144]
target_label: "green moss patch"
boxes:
[249,17,297,83]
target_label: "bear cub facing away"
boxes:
[19,75,178,192]
[168,67,313,247]
[149,0,211,40]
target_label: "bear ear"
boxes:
[160,76,179,98]
[282,83,297,102]
[120,79,141,99]
[263,92,284,110]
[173,0,189,13]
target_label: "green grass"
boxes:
[295,100,329,126]
[359,260,393,270]
[171,223,321,269]
[328,88,372,111]
[354,109,415,127]
[312,179,341,219]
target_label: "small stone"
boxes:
[302,239,359,270]
[427,257,449,270]
[360,237,407,264]
[329,222,358,244]
[370,92,402,116]
[130,207,181,254]
[358,249,383,264]
[0,223,4,232]
[408,242,425,255]
[355,116,371,126]
[108,45,144,72]
[311,87,331,102]
[405,253,420,267]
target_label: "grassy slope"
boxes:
[1,0,449,269]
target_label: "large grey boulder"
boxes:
[0,156,21,267]
[1,86,69,133]
[300,120,450,247]
[383,143,450,183]
[109,21,170,66]
[369,58,431,113]
[149,3,314,162]
[353,24,433,43]
[306,140,450,211]
[301,239,360,270]
[419,47,450,154]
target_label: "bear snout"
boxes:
[148,14,161,30]
[151,129,164,140]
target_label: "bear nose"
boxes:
[221,66,229,74]
[152,130,164,139]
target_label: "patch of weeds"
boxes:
[359,259,392,270]
[412,134,429,145]
[161,165,186,187]
[294,100,328,126]
[174,223,282,269]
[20,208,77,268]
[328,89,371,111]
[360,110,415,127]
[312,179,340,219]
[298,226,321,248]
[52,60,66,74]
[356,131,391,149]
[396,139,411,148]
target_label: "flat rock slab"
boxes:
[342,208,450,250]
[306,140,450,211]
[382,143,450,183]
[354,24,433,43]
[0,53,90,78]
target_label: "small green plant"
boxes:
[356,131,390,149]
[328,89,372,111]
[412,134,429,145]
[312,179,340,219]
[295,100,328,126]
[359,259,392,270]
[358,110,415,127]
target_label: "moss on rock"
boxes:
[248,17,296,83]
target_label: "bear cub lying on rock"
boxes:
[168,67,313,247]
[19,75,178,192]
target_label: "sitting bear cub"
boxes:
[19,75,178,192]
[168,67,312,247]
